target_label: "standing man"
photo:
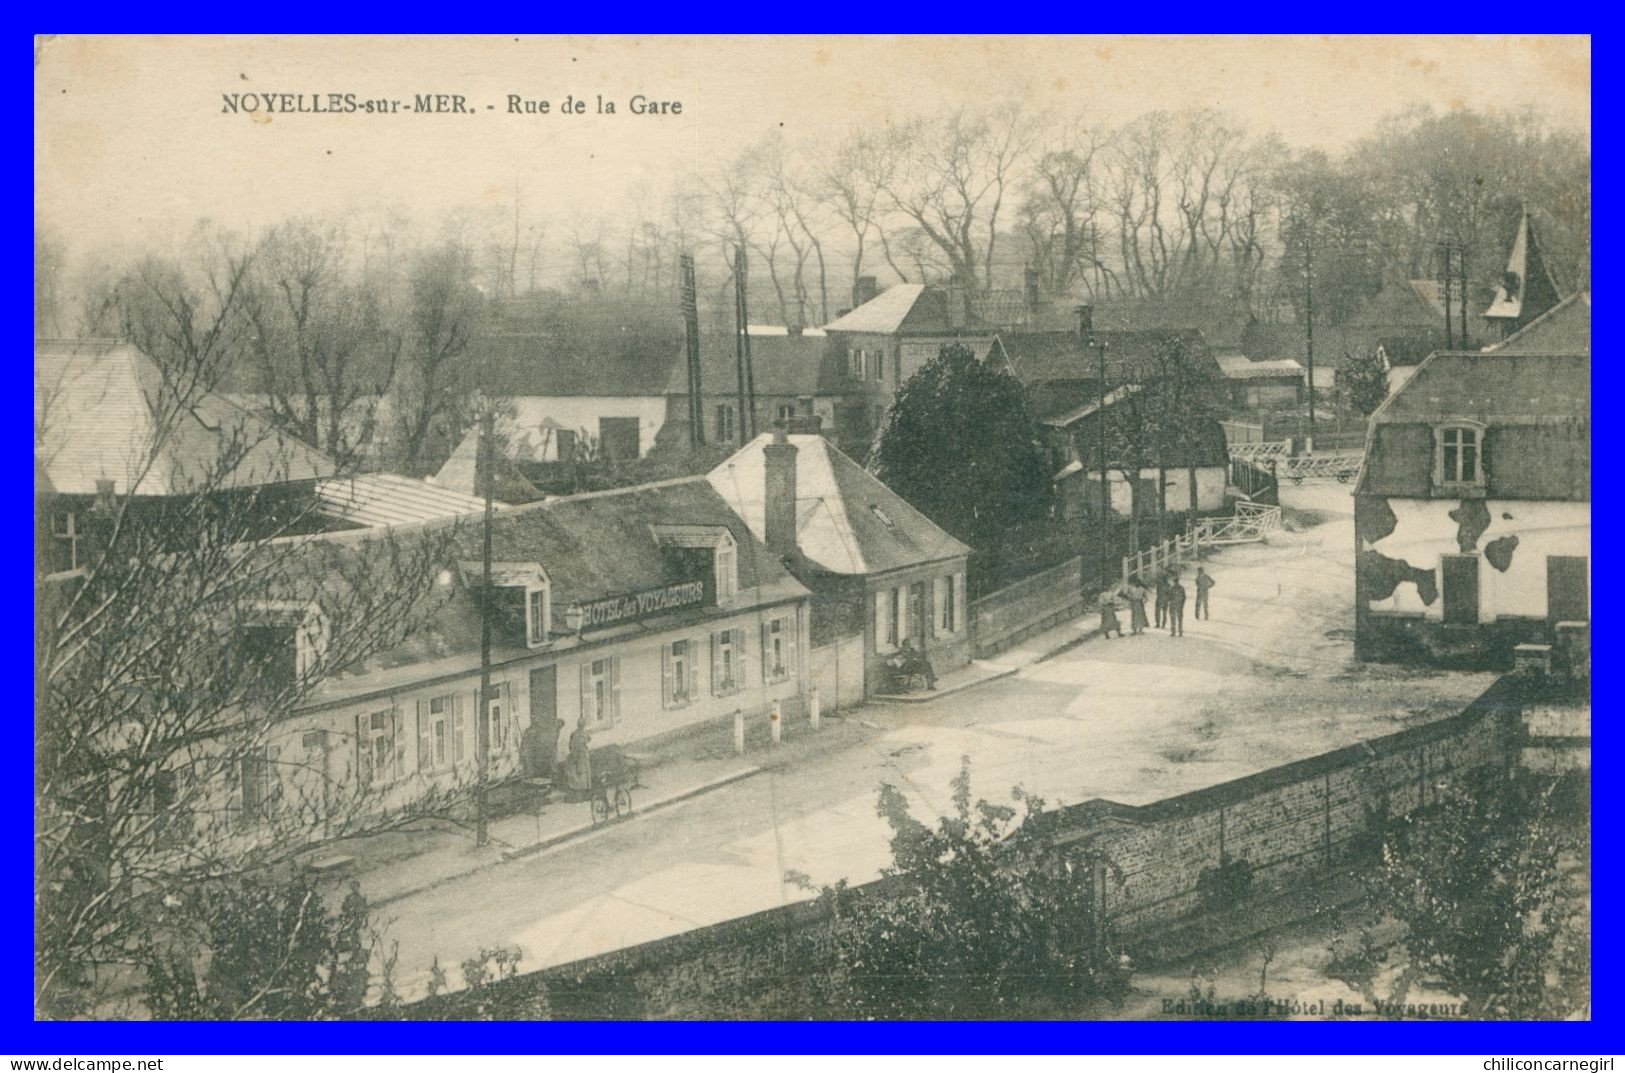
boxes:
[1195,566,1216,621]
[1167,576,1187,637]
[1154,573,1170,630]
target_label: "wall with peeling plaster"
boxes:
[1360,497,1588,621]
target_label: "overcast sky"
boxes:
[35,34,1590,263]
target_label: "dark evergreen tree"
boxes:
[871,343,1054,551]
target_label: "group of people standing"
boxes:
[1099,566,1214,640]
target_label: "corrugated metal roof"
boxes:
[315,473,496,528]
[708,433,970,576]
[35,339,335,496]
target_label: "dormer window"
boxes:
[1435,422,1485,491]
[651,524,737,603]
[240,601,328,691]
[460,561,550,648]
[715,538,738,600]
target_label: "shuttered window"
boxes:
[712,629,745,696]
[762,614,796,683]
[580,657,621,727]
[662,639,698,708]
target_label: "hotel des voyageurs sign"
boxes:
[575,578,709,631]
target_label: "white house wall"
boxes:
[1097,467,1228,514]
[1364,498,1590,620]
[506,396,671,460]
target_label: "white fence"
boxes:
[1120,503,1284,583]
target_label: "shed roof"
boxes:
[1216,354,1306,380]
[35,339,336,496]
[708,434,970,576]
[315,473,498,529]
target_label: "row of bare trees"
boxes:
[410,102,1586,329]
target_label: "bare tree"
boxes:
[392,240,484,475]
[241,219,400,468]
[881,106,1039,302]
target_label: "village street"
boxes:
[374,482,1499,998]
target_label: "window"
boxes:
[527,587,549,645]
[848,347,864,378]
[358,710,395,785]
[663,638,698,708]
[716,404,736,442]
[875,588,900,652]
[150,768,191,847]
[763,615,796,683]
[240,602,328,691]
[775,403,796,428]
[1435,424,1484,487]
[555,427,577,463]
[935,575,956,633]
[894,585,908,644]
[486,684,508,753]
[715,540,738,600]
[953,573,966,633]
[238,745,282,827]
[869,349,884,381]
[581,657,621,727]
[51,510,80,571]
[712,628,745,695]
[418,694,462,772]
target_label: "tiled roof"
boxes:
[663,330,839,398]
[35,339,336,496]
[708,434,970,576]
[315,473,497,529]
[475,312,685,398]
[1356,351,1590,502]
[1489,292,1590,355]
[997,329,1220,385]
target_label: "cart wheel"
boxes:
[614,786,632,817]
[1336,472,1350,484]
[591,793,610,826]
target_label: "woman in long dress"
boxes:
[565,717,593,793]
[1128,581,1150,635]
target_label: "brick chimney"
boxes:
[852,275,879,308]
[1075,303,1094,337]
[763,428,798,562]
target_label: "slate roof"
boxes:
[1356,351,1590,502]
[822,284,931,334]
[35,339,336,496]
[708,434,970,576]
[475,312,685,398]
[1489,292,1590,355]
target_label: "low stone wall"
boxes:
[968,556,1088,659]
[395,677,1527,1020]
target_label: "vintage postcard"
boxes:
[33,34,1590,1022]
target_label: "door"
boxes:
[598,417,640,462]
[1547,556,1589,623]
[525,665,559,777]
[1441,555,1480,625]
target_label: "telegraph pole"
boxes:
[1079,305,1111,590]
[734,246,757,443]
[475,407,494,847]
[680,253,704,448]
[1303,226,1316,453]
[1439,244,1455,350]
[1458,244,1470,348]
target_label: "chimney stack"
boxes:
[1075,303,1094,338]
[852,275,879,308]
[763,428,798,563]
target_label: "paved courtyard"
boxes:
[372,482,1499,998]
